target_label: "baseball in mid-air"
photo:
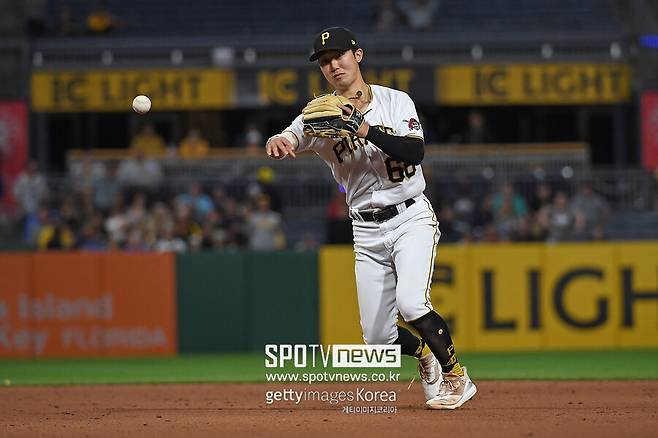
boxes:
[132,95,151,114]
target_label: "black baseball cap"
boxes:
[309,26,359,62]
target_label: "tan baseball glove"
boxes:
[302,94,365,139]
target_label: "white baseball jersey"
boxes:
[277,83,439,345]
[281,84,426,210]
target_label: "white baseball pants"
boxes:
[351,195,441,345]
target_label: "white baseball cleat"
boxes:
[418,353,442,401]
[426,366,477,410]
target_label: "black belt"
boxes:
[355,199,415,223]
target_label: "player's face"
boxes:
[318,49,363,90]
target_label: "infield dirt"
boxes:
[1,381,657,437]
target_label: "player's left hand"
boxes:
[338,104,369,137]
[302,94,365,139]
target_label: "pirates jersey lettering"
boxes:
[283,84,425,210]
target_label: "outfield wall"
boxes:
[0,243,656,357]
[0,253,177,357]
[0,251,318,357]
[176,251,318,353]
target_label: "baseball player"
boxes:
[265,27,476,410]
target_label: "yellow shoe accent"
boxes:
[450,362,464,377]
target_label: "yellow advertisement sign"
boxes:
[257,68,417,106]
[31,69,235,112]
[437,63,630,105]
[319,246,363,345]
[616,242,658,347]
[541,244,618,350]
[469,244,544,351]
[319,242,658,351]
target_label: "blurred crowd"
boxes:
[6,153,616,252]
[9,158,287,252]
[428,179,610,244]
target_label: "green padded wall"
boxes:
[177,251,318,352]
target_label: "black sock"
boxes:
[409,311,460,373]
[394,325,424,358]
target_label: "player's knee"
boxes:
[362,329,397,346]
[398,300,429,323]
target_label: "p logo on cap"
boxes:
[309,26,359,61]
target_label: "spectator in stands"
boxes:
[69,152,106,195]
[86,0,118,35]
[105,200,128,247]
[176,182,214,222]
[153,226,187,253]
[494,196,522,241]
[23,204,49,245]
[93,162,121,213]
[117,150,163,192]
[374,0,403,32]
[178,129,210,158]
[144,201,173,245]
[221,198,248,249]
[123,227,150,252]
[462,110,496,144]
[124,191,148,228]
[437,206,462,243]
[492,182,528,219]
[246,194,285,250]
[59,194,83,236]
[37,212,75,250]
[173,203,202,247]
[398,0,439,31]
[247,166,283,213]
[78,214,107,251]
[570,182,610,239]
[512,214,546,242]
[480,223,500,243]
[13,160,48,219]
[211,184,229,215]
[538,191,578,242]
[529,182,553,213]
[325,186,352,244]
[80,188,96,223]
[197,209,225,251]
[130,123,166,157]
[473,194,495,236]
[452,176,477,232]
[243,123,263,152]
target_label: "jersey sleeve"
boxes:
[394,92,424,141]
[281,113,319,153]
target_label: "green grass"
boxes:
[1,350,657,386]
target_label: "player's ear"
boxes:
[353,48,364,64]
